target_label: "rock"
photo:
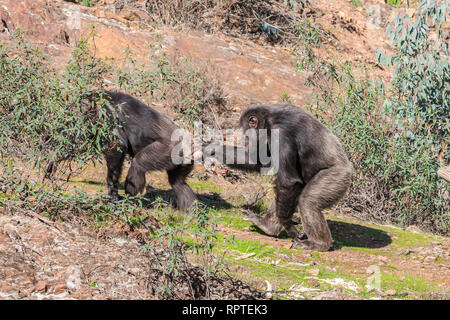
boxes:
[0,282,15,293]
[384,289,397,296]
[366,265,380,274]
[377,256,388,265]
[403,249,413,256]
[423,256,436,264]
[34,281,48,293]
[406,225,421,233]
[306,268,320,276]
[53,282,68,294]
[307,279,321,288]
[64,266,82,291]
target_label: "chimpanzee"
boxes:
[95,91,197,212]
[213,104,352,251]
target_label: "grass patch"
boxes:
[188,180,223,194]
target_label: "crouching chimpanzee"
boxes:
[93,91,197,212]
[213,104,352,251]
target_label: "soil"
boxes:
[0,208,265,299]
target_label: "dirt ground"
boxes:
[0,206,266,300]
[3,161,447,300]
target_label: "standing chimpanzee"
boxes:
[96,91,197,212]
[215,104,352,251]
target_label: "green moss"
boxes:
[219,209,253,230]
[385,0,403,6]
[380,273,438,296]
[188,180,223,194]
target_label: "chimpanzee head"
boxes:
[239,106,271,130]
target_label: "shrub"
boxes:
[298,0,449,234]
[0,30,225,218]
[144,201,225,299]
[377,0,448,147]
[115,43,227,127]
[311,67,449,234]
[0,30,116,181]
[143,0,323,47]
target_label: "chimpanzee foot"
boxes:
[244,211,283,237]
[283,224,305,239]
[289,230,307,241]
[290,239,331,252]
[108,193,120,202]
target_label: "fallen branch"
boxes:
[437,166,450,183]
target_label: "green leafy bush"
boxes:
[0,31,227,295]
[299,0,449,234]
[0,30,116,180]
[375,0,448,232]
[144,201,224,298]
[311,67,449,234]
[377,0,449,143]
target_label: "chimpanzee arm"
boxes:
[272,135,304,237]
[204,144,262,172]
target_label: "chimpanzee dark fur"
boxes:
[221,104,352,251]
[99,91,196,212]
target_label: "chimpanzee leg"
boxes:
[292,165,352,251]
[167,165,196,212]
[104,149,125,201]
[125,141,176,196]
[245,201,284,236]
[274,180,303,238]
[246,180,303,238]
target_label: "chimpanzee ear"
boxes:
[248,115,258,129]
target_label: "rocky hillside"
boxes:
[0,0,396,111]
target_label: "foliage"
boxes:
[377,0,449,146]
[0,31,141,221]
[116,43,225,126]
[0,159,144,225]
[82,0,93,7]
[295,0,449,234]
[309,66,449,234]
[144,201,224,298]
[385,0,404,6]
[0,29,117,180]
